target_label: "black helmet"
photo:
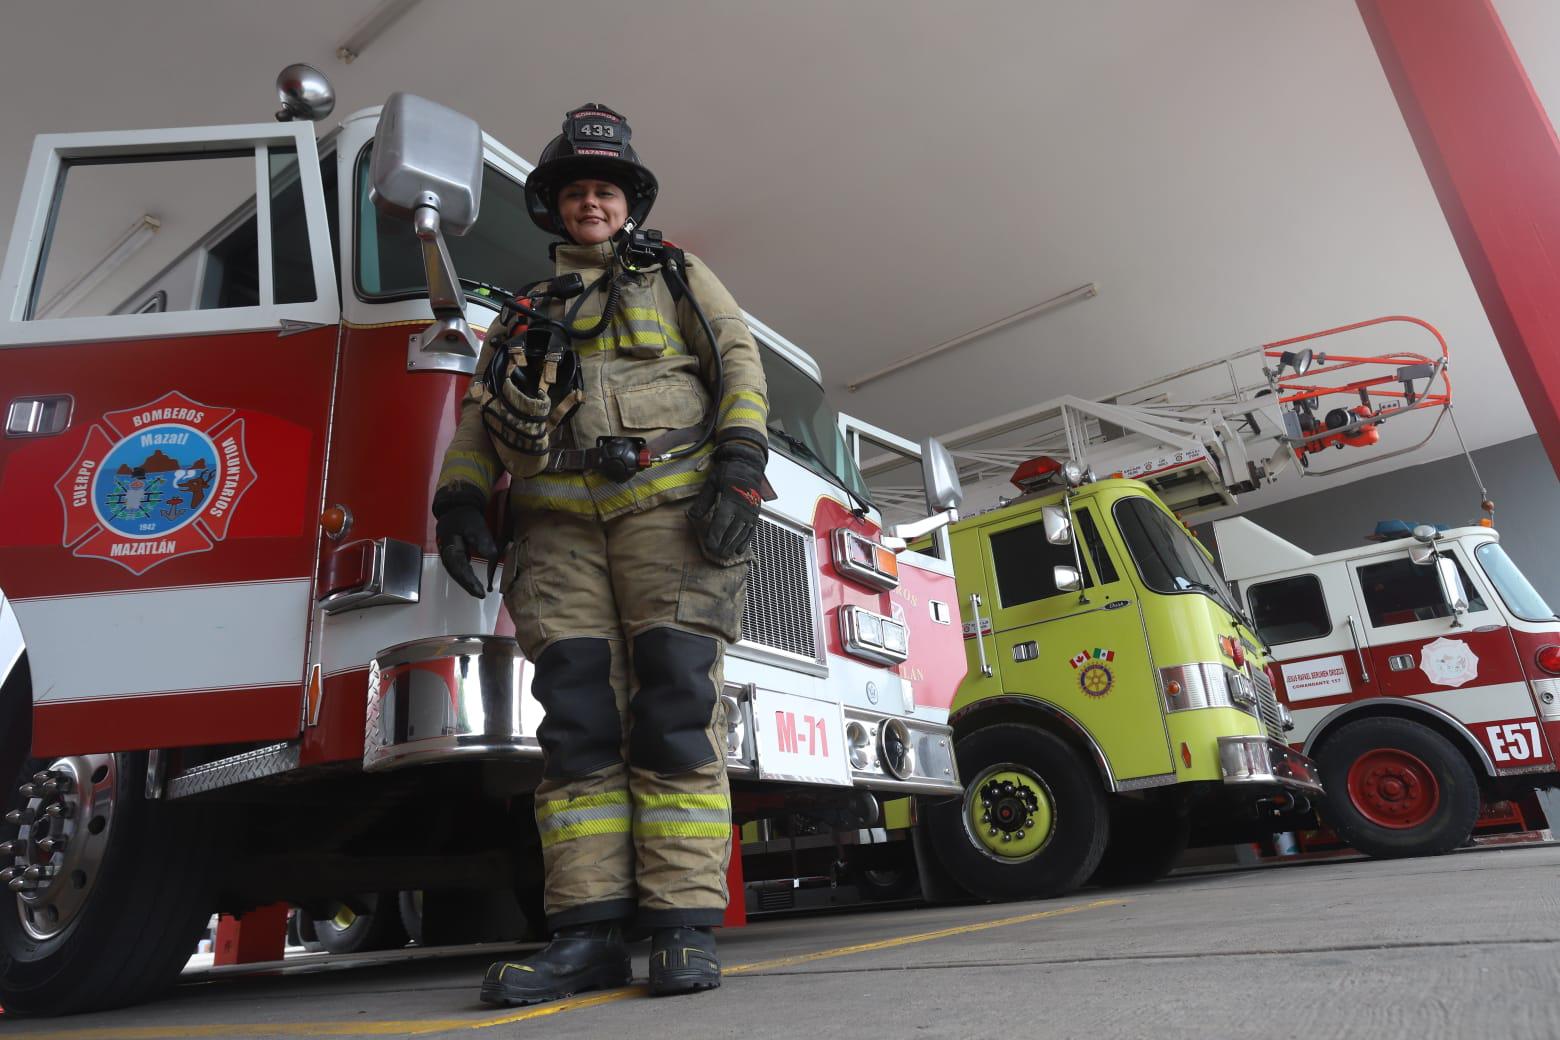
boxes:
[524,103,658,241]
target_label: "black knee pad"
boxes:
[629,627,720,774]
[532,638,622,780]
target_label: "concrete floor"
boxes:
[8,843,1560,1040]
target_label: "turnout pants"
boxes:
[504,497,746,929]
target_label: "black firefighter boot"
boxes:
[648,926,721,996]
[480,922,631,1006]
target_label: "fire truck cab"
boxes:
[1217,516,1560,858]
[0,83,965,1014]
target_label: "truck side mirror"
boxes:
[370,92,485,373]
[1436,556,1470,616]
[1053,565,1083,593]
[1409,545,1436,566]
[920,437,964,513]
[1042,505,1072,545]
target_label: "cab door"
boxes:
[1348,546,1543,768]
[979,501,1172,781]
[1243,564,1382,717]
[0,122,339,753]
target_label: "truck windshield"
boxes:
[355,149,554,303]
[1114,497,1240,615]
[761,346,874,505]
[1475,542,1557,623]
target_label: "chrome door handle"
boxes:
[971,592,993,678]
[6,396,73,437]
[1346,614,1371,684]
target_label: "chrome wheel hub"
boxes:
[6,755,118,940]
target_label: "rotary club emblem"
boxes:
[1070,647,1116,697]
[54,391,257,574]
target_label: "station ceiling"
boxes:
[3,0,1558,516]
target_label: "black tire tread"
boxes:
[927,723,1108,901]
[1315,716,1481,859]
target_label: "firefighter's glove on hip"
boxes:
[432,484,499,599]
[687,436,767,567]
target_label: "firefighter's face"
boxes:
[557,180,628,245]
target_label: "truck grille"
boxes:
[1252,667,1285,741]
[741,518,819,661]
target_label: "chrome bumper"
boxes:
[365,636,961,796]
[1217,735,1324,795]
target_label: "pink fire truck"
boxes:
[0,76,965,1013]
[1217,516,1560,857]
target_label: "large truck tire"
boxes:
[0,752,217,1016]
[310,892,407,954]
[1089,795,1189,887]
[926,724,1108,901]
[1315,716,1480,859]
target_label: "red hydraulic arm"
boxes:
[1358,0,1560,482]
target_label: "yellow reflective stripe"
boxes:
[441,452,500,488]
[633,821,731,840]
[541,817,632,848]
[535,791,630,821]
[719,390,766,410]
[636,793,730,810]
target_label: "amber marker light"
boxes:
[320,504,352,541]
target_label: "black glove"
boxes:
[687,437,767,567]
[432,484,499,598]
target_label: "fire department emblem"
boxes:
[54,391,257,574]
[1420,636,1479,688]
[1071,647,1116,697]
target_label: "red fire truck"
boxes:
[0,75,966,1014]
[1217,516,1560,858]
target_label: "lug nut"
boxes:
[981,812,990,823]
[5,809,33,826]
[989,827,998,836]
[1016,830,1025,839]
[1026,817,1035,827]
[43,802,70,819]
[8,877,31,893]
[0,867,16,883]
[35,837,63,856]
[1001,833,1012,843]
[17,783,36,800]
[0,840,17,856]
[31,771,52,786]
[40,779,67,798]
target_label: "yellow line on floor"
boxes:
[726,897,1126,975]
[5,897,1126,1039]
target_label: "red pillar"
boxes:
[1358,0,1560,480]
[213,903,289,966]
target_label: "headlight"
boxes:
[840,605,909,666]
[881,619,907,655]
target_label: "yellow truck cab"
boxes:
[921,463,1321,900]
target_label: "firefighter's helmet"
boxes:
[525,103,658,240]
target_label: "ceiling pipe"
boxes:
[846,282,1098,392]
[336,0,423,64]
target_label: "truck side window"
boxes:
[1247,575,1330,645]
[989,518,1095,607]
[29,153,258,320]
[1358,557,1486,627]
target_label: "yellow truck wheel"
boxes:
[925,723,1108,900]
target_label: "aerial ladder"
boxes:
[852,315,1458,522]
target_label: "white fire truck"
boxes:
[0,72,965,1014]
[1217,516,1560,858]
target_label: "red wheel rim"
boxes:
[1345,748,1441,829]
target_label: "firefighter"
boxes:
[431,103,769,1006]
